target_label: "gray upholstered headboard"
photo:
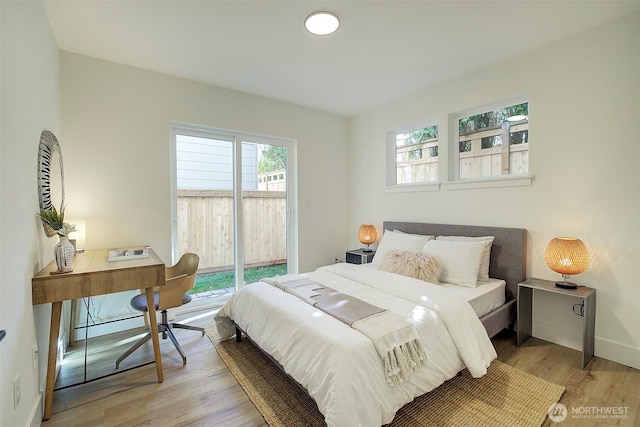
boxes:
[382,221,527,300]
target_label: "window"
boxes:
[457,102,529,179]
[394,124,439,184]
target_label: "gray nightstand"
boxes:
[517,278,596,369]
[346,249,375,264]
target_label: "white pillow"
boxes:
[372,230,434,266]
[436,236,494,281]
[421,240,486,287]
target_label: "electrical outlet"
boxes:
[333,254,340,263]
[13,373,21,409]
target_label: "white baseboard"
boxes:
[79,316,145,339]
[533,320,582,352]
[595,336,640,370]
[28,392,43,427]
[531,321,639,370]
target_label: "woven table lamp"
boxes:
[545,237,590,289]
[358,224,377,252]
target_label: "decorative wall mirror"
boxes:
[37,130,65,237]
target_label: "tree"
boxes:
[398,125,438,160]
[410,125,438,144]
[459,103,528,135]
[258,145,286,174]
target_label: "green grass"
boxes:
[189,264,287,294]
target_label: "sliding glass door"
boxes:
[241,141,289,285]
[171,124,296,307]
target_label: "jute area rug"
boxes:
[206,325,564,427]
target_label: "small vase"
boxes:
[54,236,75,272]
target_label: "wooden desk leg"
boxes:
[43,301,62,421]
[145,288,163,383]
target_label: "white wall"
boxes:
[349,12,640,369]
[60,52,349,271]
[1,2,61,426]
[59,53,350,336]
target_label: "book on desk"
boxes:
[108,248,150,262]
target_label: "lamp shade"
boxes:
[545,237,589,275]
[358,224,377,246]
[66,218,86,252]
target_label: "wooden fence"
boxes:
[258,170,286,191]
[177,189,286,272]
[396,138,438,183]
[459,122,529,178]
[396,122,528,182]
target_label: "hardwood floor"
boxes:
[47,309,266,426]
[494,331,640,427]
[45,309,639,426]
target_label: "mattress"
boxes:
[439,279,506,318]
[363,264,505,318]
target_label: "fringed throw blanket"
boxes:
[262,275,426,386]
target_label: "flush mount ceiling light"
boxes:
[305,11,340,36]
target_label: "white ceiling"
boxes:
[43,1,640,117]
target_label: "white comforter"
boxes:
[215,263,497,427]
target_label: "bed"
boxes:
[383,222,527,338]
[215,222,527,427]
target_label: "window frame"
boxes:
[386,120,441,192]
[444,97,532,190]
[169,121,299,309]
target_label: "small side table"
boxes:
[346,249,375,264]
[517,278,596,369]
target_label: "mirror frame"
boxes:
[37,130,65,237]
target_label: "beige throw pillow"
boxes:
[378,250,441,284]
